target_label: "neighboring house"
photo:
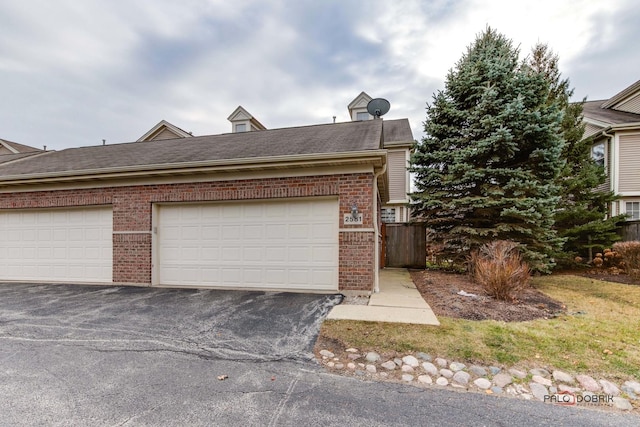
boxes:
[0,95,414,294]
[582,79,640,220]
[0,139,44,166]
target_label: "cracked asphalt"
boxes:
[0,283,637,426]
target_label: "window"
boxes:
[381,208,396,223]
[235,123,247,133]
[591,142,605,167]
[356,112,370,121]
[626,202,640,220]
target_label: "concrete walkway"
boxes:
[327,268,440,325]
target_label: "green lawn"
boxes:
[320,275,640,381]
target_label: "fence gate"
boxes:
[384,223,426,268]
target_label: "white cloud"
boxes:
[0,0,637,149]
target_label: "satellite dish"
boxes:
[366,98,390,118]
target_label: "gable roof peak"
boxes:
[601,79,640,109]
[137,120,192,142]
[348,91,373,110]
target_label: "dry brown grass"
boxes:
[614,241,640,278]
[469,240,530,301]
[320,275,640,381]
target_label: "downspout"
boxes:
[601,128,615,213]
[373,162,387,293]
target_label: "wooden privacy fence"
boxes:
[620,220,640,241]
[383,223,427,268]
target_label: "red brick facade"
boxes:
[0,172,376,291]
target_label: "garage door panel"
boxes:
[157,199,338,291]
[0,207,113,283]
[222,268,241,283]
[201,225,220,239]
[243,247,263,262]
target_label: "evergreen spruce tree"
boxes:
[410,28,565,272]
[528,44,624,263]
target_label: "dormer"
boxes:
[227,106,267,133]
[137,120,192,142]
[348,91,373,121]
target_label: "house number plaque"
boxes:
[343,213,363,225]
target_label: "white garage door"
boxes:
[0,207,113,283]
[155,198,339,291]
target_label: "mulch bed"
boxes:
[410,269,566,322]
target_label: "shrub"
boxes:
[613,241,640,278]
[469,240,531,301]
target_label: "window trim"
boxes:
[626,201,640,220]
[356,111,370,121]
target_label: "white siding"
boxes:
[583,122,604,139]
[618,134,640,193]
[151,128,182,141]
[616,93,640,114]
[387,150,408,202]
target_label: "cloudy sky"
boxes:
[1,0,638,151]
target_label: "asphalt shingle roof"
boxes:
[582,100,640,125]
[0,119,412,179]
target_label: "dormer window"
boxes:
[235,123,247,133]
[356,112,370,121]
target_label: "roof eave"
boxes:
[0,150,387,187]
[610,122,640,131]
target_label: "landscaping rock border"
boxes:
[317,350,638,412]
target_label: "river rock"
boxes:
[529,383,548,401]
[508,368,526,379]
[381,361,396,370]
[418,375,432,384]
[422,362,438,376]
[469,365,487,377]
[319,350,334,358]
[439,369,453,379]
[474,378,491,390]
[599,379,620,396]
[552,370,574,384]
[532,375,552,387]
[449,362,466,372]
[613,397,633,411]
[436,377,449,386]
[365,352,381,363]
[576,375,601,392]
[493,373,513,388]
[402,355,420,367]
[452,371,470,386]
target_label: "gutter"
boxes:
[372,162,387,293]
[609,122,640,131]
[0,150,387,186]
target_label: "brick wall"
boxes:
[0,172,376,291]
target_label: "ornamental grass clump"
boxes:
[470,240,531,301]
[613,241,640,278]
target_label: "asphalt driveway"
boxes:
[0,283,342,362]
[0,283,637,426]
